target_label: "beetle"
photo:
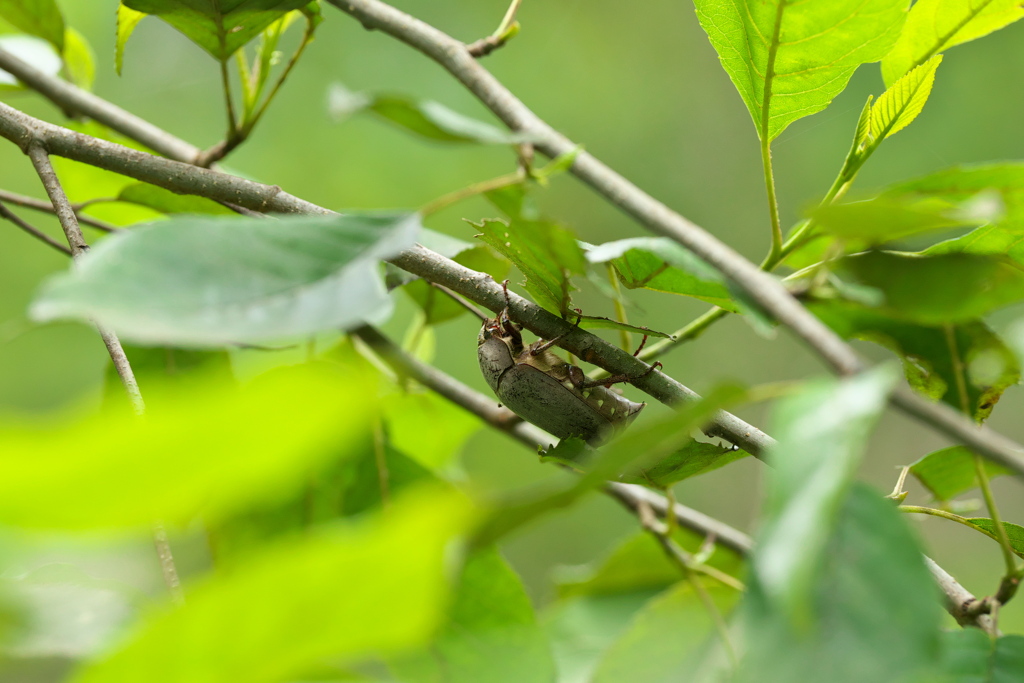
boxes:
[477,282,661,445]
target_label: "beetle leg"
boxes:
[529,310,583,356]
[633,334,649,357]
[573,361,664,390]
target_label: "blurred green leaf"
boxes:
[839,251,1024,324]
[556,530,744,599]
[0,0,64,50]
[337,442,435,517]
[739,484,941,683]
[693,0,906,142]
[909,446,1011,501]
[404,246,508,325]
[121,0,309,61]
[888,163,1024,231]
[31,213,421,347]
[0,34,59,88]
[392,547,556,683]
[963,518,1024,558]
[475,187,586,316]
[328,83,535,145]
[811,195,968,246]
[0,363,377,530]
[72,486,473,683]
[620,441,748,488]
[592,582,738,683]
[116,182,234,215]
[809,301,1020,421]
[941,629,1024,682]
[586,237,739,313]
[383,390,481,471]
[61,27,94,90]
[881,0,1024,85]
[115,3,146,75]
[757,366,898,623]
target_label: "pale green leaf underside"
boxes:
[694,0,907,142]
[881,0,1024,86]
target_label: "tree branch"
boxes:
[0,188,119,232]
[0,199,72,255]
[924,556,998,635]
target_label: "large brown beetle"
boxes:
[477,282,661,445]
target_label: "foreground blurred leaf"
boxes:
[383,391,481,471]
[910,446,1012,501]
[839,251,1024,325]
[31,213,420,347]
[475,185,586,316]
[963,518,1024,558]
[941,629,1024,681]
[693,0,906,142]
[328,83,535,145]
[619,441,748,488]
[888,163,1024,231]
[756,366,898,622]
[586,237,739,313]
[0,363,376,530]
[810,301,1019,421]
[392,547,556,683]
[739,484,941,683]
[0,34,60,88]
[593,582,738,683]
[810,194,968,246]
[881,0,1024,85]
[121,0,309,61]
[73,486,472,683]
[0,0,64,50]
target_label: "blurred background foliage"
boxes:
[1,0,1024,676]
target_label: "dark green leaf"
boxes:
[839,251,1024,324]
[0,0,64,50]
[586,237,739,313]
[31,213,421,347]
[809,301,1020,421]
[0,363,377,530]
[592,582,739,683]
[941,630,1024,682]
[882,0,1024,85]
[739,484,941,683]
[73,487,473,683]
[117,182,234,215]
[122,0,309,61]
[474,189,586,316]
[392,547,556,683]
[328,83,535,145]
[963,518,1024,558]
[909,446,1012,501]
[337,442,435,517]
[757,366,898,622]
[694,0,906,142]
[115,3,146,75]
[620,441,748,488]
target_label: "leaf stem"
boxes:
[419,170,523,216]
[220,59,238,137]
[243,17,316,136]
[760,137,783,266]
[606,263,632,351]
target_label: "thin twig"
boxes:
[0,189,120,232]
[0,199,72,255]
[466,0,523,57]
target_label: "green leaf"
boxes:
[963,518,1024,558]
[862,55,943,148]
[31,213,421,347]
[756,366,898,623]
[620,441,748,488]
[739,484,941,683]
[403,245,509,325]
[121,0,309,61]
[693,0,907,142]
[839,250,1024,324]
[0,0,64,50]
[811,196,969,247]
[592,582,739,683]
[391,547,557,683]
[72,486,473,683]
[909,445,1012,501]
[556,530,744,599]
[382,390,482,471]
[0,363,377,530]
[888,163,1024,231]
[61,27,94,90]
[474,190,587,316]
[575,315,673,339]
[586,237,739,313]
[0,34,60,88]
[336,442,435,518]
[809,301,1020,421]
[328,83,535,145]
[941,630,1024,682]
[117,181,235,215]
[881,0,1024,86]
[115,3,147,75]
